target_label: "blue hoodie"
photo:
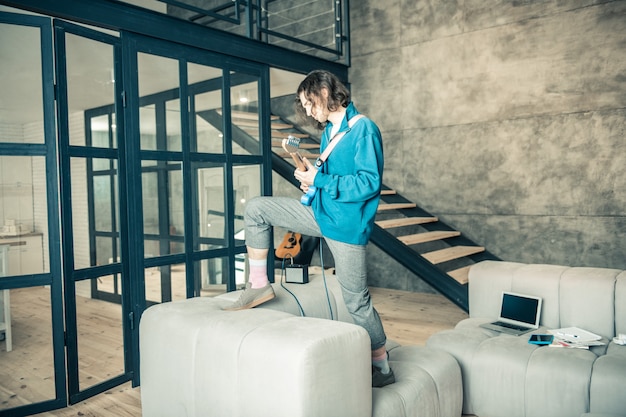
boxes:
[312,103,384,245]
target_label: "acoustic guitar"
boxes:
[282,135,316,206]
[275,231,302,259]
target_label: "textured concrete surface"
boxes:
[349,1,626,291]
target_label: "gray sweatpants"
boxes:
[244,196,387,351]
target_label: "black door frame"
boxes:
[0,10,66,417]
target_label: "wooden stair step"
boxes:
[271,140,319,149]
[380,189,396,195]
[277,151,320,159]
[375,217,438,229]
[421,246,485,265]
[447,265,472,285]
[270,131,309,139]
[240,129,310,140]
[233,119,293,129]
[270,122,294,129]
[398,230,461,245]
[218,109,279,121]
[377,203,417,211]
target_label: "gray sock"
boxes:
[372,357,390,374]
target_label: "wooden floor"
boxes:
[4,283,468,417]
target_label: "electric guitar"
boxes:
[275,231,302,259]
[282,135,317,206]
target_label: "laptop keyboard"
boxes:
[493,321,529,331]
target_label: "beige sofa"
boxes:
[140,274,463,417]
[426,261,626,417]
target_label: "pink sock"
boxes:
[248,258,269,289]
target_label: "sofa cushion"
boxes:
[467,261,567,328]
[525,346,595,417]
[216,274,354,323]
[468,335,536,417]
[425,322,492,413]
[589,344,626,415]
[467,260,523,318]
[511,264,566,329]
[560,267,621,338]
[378,346,462,417]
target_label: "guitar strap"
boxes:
[314,114,366,168]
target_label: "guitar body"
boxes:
[275,231,302,259]
[300,186,316,206]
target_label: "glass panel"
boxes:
[138,53,180,151]
[95,272,121,297]
[0,22,43,142]
[90,114,117,148]
[96,158,119,266]
[145,262,186,304]
[142,170,159,237]
[0,156,47,276]
[168,168,184,252]
[189,62,223,154]
[139,105,157,151]
[166,99,181,151]
[142,161,184,258]
[194,104,224,153]
[94,175,112,231]
[0,286,55,409]
[66,33,116,148]
[233,164,261,236]
[194,162,226,250]
[197,256,244,297]
[96,236,115,267]
[72,157,119,269]
[230,73,260,155]
[75,278,124,391]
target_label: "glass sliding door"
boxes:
[0,11,65,416]
[136,51,187,304]
[54,21,131,404]
[128,34,269,303]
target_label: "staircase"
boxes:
[200,108,500,312]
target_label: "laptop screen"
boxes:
[500,291,542,327]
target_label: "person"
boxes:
[224,70,395,388]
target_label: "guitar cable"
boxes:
[279,255,306,317]
[318,240,335,321]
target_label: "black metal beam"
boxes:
[370,226,469,311]
[2,0,349,81]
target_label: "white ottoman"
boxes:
[140,296,371,417]
[140,278,463,417]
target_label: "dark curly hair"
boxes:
[294,70,351,130]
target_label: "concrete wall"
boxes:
[349,1,626,291]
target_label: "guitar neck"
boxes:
[289,151,307,171]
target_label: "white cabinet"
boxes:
[0,235,43,352]
[0,233,44,276]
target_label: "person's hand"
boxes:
[294,157,318,189]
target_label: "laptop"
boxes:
[479,291,542,336]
